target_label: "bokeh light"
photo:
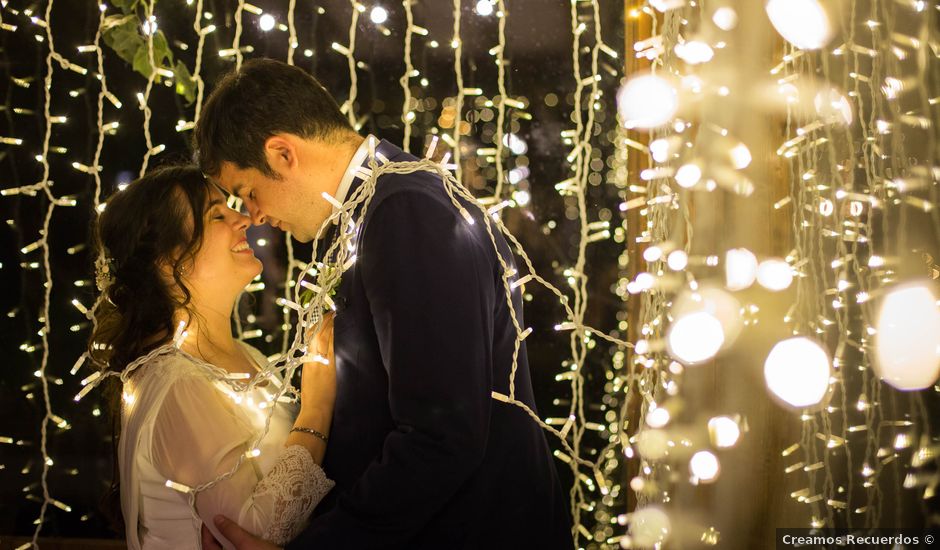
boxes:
[258,13,275,31]
[764,337,831,408]
[690,450,720,482]
[629,506,671,547]
[725,248,758,291]
[757,259,793,291]
[874,284,940,390]
[708,416,741,448]
[667,311,725,364]
[369,6,389,25]
[765,0,833,50]
[617,74,679,130]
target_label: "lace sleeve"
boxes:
[253,445,335,544]
[151,375,334,546]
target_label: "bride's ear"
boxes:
[159,254,191,283]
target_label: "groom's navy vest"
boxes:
[288,141,572,549]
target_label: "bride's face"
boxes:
[186,188,263,297]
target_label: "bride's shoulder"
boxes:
[237,340,271,368]
[127,347,213,389]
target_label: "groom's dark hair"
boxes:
[194,58,354,178]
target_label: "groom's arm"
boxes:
[289,190,495,546]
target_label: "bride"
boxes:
[88,165,335,549]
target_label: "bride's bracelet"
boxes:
[291,426,329,443]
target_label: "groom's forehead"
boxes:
[214,162,242,193]
[210,179,232,196]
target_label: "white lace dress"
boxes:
[118,343,333,550]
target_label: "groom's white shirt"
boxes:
[331,134,375,218]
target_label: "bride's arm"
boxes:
[150,374,334,546]
[283,312,336,464]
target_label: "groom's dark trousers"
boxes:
[286,141,573,549]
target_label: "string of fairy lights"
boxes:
[607,7,690,544]
[601,0,939,547]
[2,1,938,548]
[491,0,507,201]
[137,0,157,177]
[2,0,615,544]
[341,0,360,127]
[561,0,600,537]
[775,0,940,530]
[287,0,298,64]
[449,0,464,182]
[399,0,414,151]
[32,0,62,544]
[281,0,298,354]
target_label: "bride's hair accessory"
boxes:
[95,252,117,292]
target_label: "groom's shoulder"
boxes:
[369,161,454,217]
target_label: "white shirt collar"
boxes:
[332,135,374,212]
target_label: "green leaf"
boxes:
[110,0,141,15]
[102,13,178,82]
[102,16,143,66]
[152,30,172,67]
[173,60,196,105]
[132,46,154,78]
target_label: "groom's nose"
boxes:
[247,203,266,225]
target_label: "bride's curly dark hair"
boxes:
[87,164,212,534]
[89,164,212,371]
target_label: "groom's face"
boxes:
[215,135,338,243]
[217,163,321,243]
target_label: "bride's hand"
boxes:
[299,312,336,421]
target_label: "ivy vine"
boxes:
[101,0,197,104]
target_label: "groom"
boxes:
[194,58,572,549]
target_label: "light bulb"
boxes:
[475,0,494,16]
[764,337,831,407]
[650,138,671,163]
[617,74,678,130]
[708,416,741,448]
[725,248,758,291]
[649,0,685,12]
[643,246,663,263]
[757,259,793,291]
[259,13,275,31]
[729,143,752,169]
[142,17,158,35]
[646,406,670,428]
[874,284,940,390]
[814,87,853,125]
[629,506,671,546]
[636,429,669,460]
[675,163,702,188]
[503,133,528,155]
[667,250,688,271]
[672,287,743,350]
[712,7,738,30]
[765,0,833,50]
[690,450,720,482]
[667,311,724,364]
[369,6,388,24]
[675,40,714,64]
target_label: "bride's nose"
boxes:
[234,211,251,231]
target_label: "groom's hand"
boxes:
[200,515,282,550]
